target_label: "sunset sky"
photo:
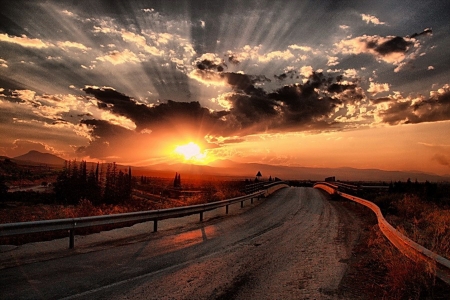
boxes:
[1,0,449,175]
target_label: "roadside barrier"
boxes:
[0,182,287,249]
[314,182,450,285]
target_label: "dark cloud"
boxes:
[196,59,226,72]
[84,87,227,134]
[370,97,392,105]
[375,36,412,55]
[77,119,138,160]
[268,81,342,128]
[222,72,270,96]
[227,54,240,65]
[224,71,357,132]
[409,28,433,39]
[193,57,271,96]
[373,29,432,57]
[377,89,450,125]
[274,70,298,80]
[81,119,132,139]
[81,68,365,159]
[327,83,357,94]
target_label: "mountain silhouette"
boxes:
[13,150,65,166]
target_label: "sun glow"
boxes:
[174,142,207,161]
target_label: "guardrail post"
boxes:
[200,212,203,222]
[226,205,229,214]
[251,197,253,204]
[153,220,158,232]
[69,229,75,249]
[241,201,244,208]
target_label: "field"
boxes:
[0,175,248,245]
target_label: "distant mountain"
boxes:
[10,150,449,182]
[138,160,450,182]
[13,150,66,166]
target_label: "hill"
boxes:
[137,160,450,182]
[13,151,66,166]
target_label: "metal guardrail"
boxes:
[314,182,450,285]
[242,181,265,194]
[0,182,287,249]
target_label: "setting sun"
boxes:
[174,142,206,161]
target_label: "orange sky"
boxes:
[213,121,450,175]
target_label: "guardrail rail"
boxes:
[314,182,450,285]
[0,182,288,249]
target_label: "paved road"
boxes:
[0,187,361,299]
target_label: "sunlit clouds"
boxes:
[0,33,49,48]
[361,14,386,26]
[1,0,450,175]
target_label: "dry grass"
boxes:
[337,199,450,299]
[390,195,450,260]
[367,226,439,300]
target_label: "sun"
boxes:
[174,142,206,161]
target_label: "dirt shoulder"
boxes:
[335,198,450,299]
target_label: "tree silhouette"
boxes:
[174,172,181,188]
[0,176,8,199]
[54,161,132,205]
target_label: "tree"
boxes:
[0,176,8,200]
[174,172,181,188]
[103,163,116,204]
[54,161,132,206]
[86,165,102,205]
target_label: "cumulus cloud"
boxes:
[343,69,358,78]
[96,49,140,65]
[367,82,390,95]
[190,58,365,133]
[375,84,450,125]
[258,50,294,62]
[327,56,339,66]
[195,53,227,72]
[0,33,49,48]
[91,14,194,69]
[335,29,432,71]
[299,66,314,78]
[274,67,314,81]
[226,45,295,64]
[361,13,386,25]
[120,29,163,56]
[288,44,313,52]
[57,41,89,51]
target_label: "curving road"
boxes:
[0,187,362,299]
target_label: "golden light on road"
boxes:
[174,142,206,161]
